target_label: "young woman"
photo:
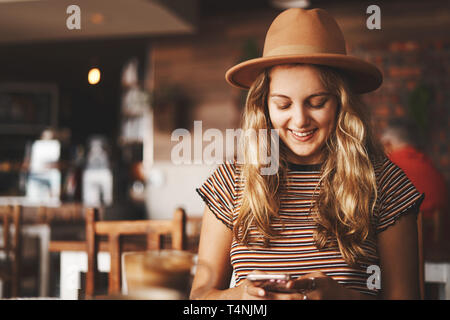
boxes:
[191,8,424,300]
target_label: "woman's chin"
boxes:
[286,151,317,163]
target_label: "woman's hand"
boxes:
[283,272,344,300]
[285,271,372,300]
[237,278,268,300]
[244,271,373,300]
[240,271,307,300]
[231,271,374,300]
[236,271,272,300]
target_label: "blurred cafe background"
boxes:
[0,0,448,299]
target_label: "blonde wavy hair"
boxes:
[234,64,385,266]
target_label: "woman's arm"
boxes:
[190,206,288,300]
[377,208,420,299]
[189,206,242,299]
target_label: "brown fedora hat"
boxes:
[225,8,382,93]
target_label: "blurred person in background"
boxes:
[380,118,449,256]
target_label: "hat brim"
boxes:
[225,53,383,94]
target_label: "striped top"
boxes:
[196,157,425,297]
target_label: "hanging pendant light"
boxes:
[88,67,101,85]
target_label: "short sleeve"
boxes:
[376,157,425,233]
[196,162,236,230]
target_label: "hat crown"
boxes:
[263,8,347,57]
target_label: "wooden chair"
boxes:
[418,211,424,300]
[0,205,22,298]
[185,215,203,253]
[37,202,85,224]
[85,207,187,298]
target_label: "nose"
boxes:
[291,103,310,128]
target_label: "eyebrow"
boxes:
[269,92,331,99]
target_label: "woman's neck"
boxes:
[285,152,325,166]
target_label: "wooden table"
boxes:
[49,240,148,299]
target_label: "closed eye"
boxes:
[276,103,291,110]
[308,98,328,109]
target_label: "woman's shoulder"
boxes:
[370,154,425,233]
[206,161,245,191]
[215,160,242,177]
[371,154,404,185]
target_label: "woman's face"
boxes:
[268,65,338,165]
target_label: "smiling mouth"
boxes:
[289,128,317,138]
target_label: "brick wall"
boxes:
[353,40,450,182]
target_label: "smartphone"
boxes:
[247,274,297,293]
[247,274,291,282]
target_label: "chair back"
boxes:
[0,205,22,298]
[85,207,186,297]
[37,203,84,224]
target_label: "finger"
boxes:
[260,280,290,292]
[245,284,266,298]
[286,278,314,291]
[287,272,325,290]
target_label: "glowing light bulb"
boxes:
[88,68,101,85]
